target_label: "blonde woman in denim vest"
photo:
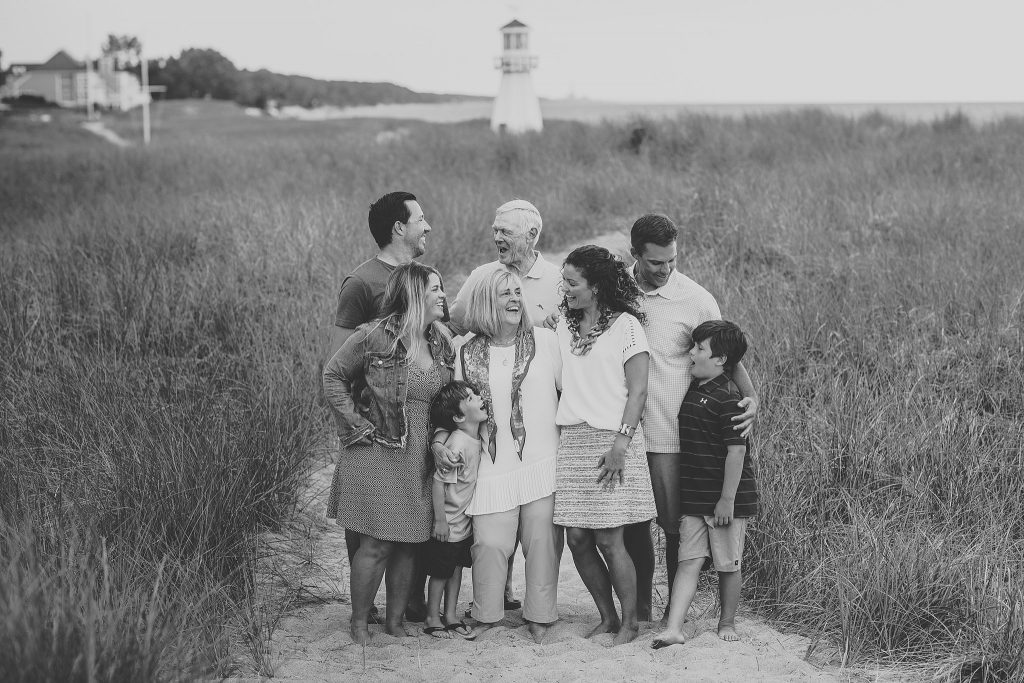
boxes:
[324,262,454,645]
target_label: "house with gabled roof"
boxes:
[3,50,149,111]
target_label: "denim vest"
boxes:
[323,315,454,449]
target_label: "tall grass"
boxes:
[2,105,1023,679]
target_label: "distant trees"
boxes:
[150,48,240,100]
[101,34,142,69]
[138,46,460,109]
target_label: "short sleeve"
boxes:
[335,276,373,329]
[621,314,650,364]
[535,327,562,391]
[718,396,747,448]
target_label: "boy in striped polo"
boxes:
[652,320,757,648]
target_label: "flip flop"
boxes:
[444,620,474,638]
[651,638,682,650]
[423,626,452,639]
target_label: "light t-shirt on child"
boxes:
[435,428,484,542]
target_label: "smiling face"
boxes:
[494,274,523,331]
[400,200,431,257]
[632,241,677,292]
[424,272,446,323]
[492,212,535,269]
[688,337,725,382]
[560,264,596,312]
[456,389,488,424]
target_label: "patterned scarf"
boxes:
[460,329,536,463]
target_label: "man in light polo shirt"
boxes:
[622,213,759,622]
[449,199,562,334]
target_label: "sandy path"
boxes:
[228,232,915,681]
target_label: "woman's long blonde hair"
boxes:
[379,262,451,359]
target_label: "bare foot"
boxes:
[462,617,497,641]
[384,621,410,638]
[611,623,639,646]
[650,630,686,649]
[350,620,370,645]
[527,621,550,644]
[584,618,621,639]
[718,622,739,642]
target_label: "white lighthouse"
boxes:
[491,19,543,134]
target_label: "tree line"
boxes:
[107,34,468,109]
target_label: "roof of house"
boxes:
[501,19,528,30]
[35,50,84,71]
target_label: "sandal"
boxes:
[444,620,474,638]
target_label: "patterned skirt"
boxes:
[553,423,656,529]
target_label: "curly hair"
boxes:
[560,245,646,325]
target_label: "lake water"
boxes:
[295,99,1024,125]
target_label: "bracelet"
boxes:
[616,423,635,438]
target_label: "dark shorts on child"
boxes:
[423,536,473,579]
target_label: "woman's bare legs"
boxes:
[566,527,620,638]
[594,526,641,645]
[348,534,415,642]
[348,534,393,644]
[383,542,415,637]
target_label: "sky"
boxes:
[2,0,1022,103]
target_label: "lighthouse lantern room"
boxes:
[491,19,543,134]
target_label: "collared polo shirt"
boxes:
[450,252,563,332]
[633,267,722,452]
[678,374,757,517]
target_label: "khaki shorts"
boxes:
[678,515,748,573]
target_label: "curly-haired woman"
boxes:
[554,244,656,646]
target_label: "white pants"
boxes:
[471,494,563,624]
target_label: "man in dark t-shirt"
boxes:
[327,191,433,622]
[328,191,431,360]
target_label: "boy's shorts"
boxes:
[678,515,748,573]
[423,535,473,580]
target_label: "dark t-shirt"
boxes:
[334,257,395,329]
[678,374,758,517]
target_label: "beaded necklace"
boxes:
[567,307,612,356]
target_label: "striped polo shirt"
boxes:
[633,267,722,453]
[678,374,758,518]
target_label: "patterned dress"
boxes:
[328,359,448,543]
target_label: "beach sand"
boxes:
[230,457,916,683]
[227,232,916,682]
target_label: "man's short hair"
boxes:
[429,380,479,432]
[630,214,678,255]
[368,191,416,249]
[691,320,748,372]
[495,199,542,247]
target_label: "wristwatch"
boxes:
[617,423,635,437]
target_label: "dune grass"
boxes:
[1,104,1022,680]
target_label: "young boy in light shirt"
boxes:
[423,380,487,639]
